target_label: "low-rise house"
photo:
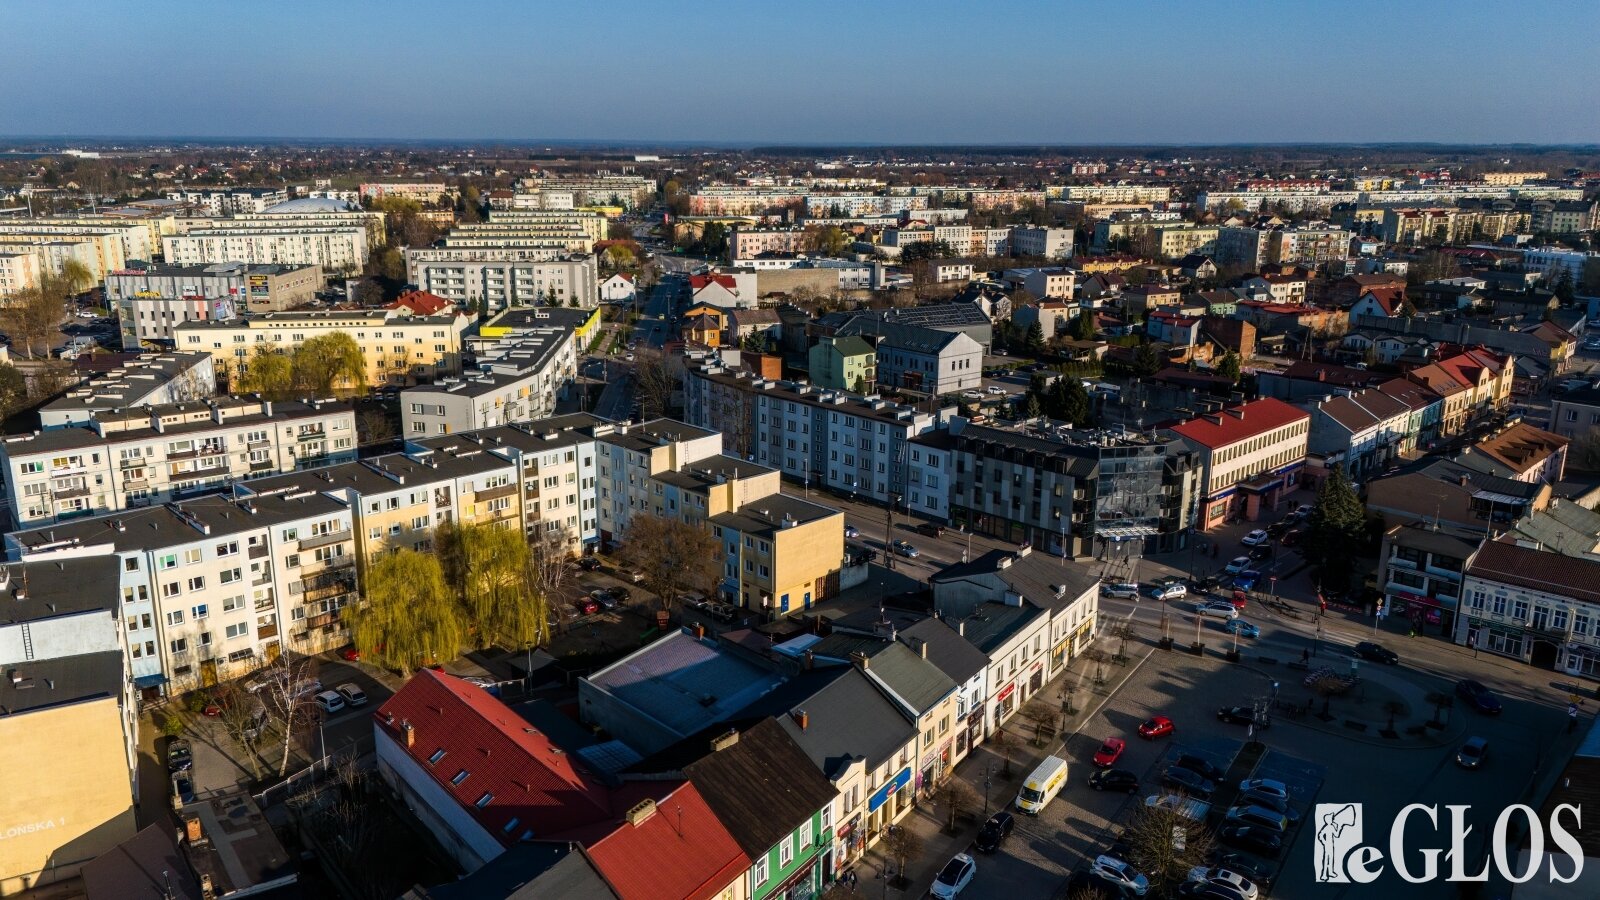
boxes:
[808,334,877,392]
[1455,422,1568,484]
[1457,538,1600,678]
[1306,387,1413,478]
[1011,300,1077,340]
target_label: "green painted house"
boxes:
[633,717,839,900]
[809,335,876,393]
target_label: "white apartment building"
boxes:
[0,235,112,281]
[1009,226,1074,259]
[359,182,451,204]
[0,250,43,297]
[165,187,290,215]
[483,209,609,244]
[1003,267,1075,300]
[1055,184,1172,204]
[1167,398,1311,530]
[9,489,358,696]
[728,227,808,259]
[163,226,370,272]
[0,222,145,270]
[806,194,928,217]
[402,324,577,435]
[404,249,599,309]
[0,397,356,527]
[176,309,467,387]
[39,352,216,428]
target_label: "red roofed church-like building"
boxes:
[1165,398,1311,529]
[374,669,748,900]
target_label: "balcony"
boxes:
[118,457,147,470]
[52,485,91,500]
[298,529,353,552]
[257,623,279,640]
[249,459,275,473]
[295,429,327,443]
[475,483,518,503]
[248,544,269,560]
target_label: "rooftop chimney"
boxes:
[793,709,810,731]
[402,720,415,748]
[710,728,740,752]
[625,798,658,827]
[184,816,203,843]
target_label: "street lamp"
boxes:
[983,762,994,817]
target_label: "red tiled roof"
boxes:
[690,274,738,292]
[375,669,611,844]
[585,781,749,900]
[388,290,454,316]
[1168,397,1309,448]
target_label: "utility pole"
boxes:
[885,492,896,571]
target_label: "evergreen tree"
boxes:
[1132,343,1162,377]
[1071,308,1096,341]
[1216,350,1242,383]
[1303,466,1366,592]
[1025,320,1046,355]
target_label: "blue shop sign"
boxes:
[868,767,911,813]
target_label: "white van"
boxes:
[1015,755,1070,815]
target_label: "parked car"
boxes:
[1246,545,1272,561]
[1240,529,1270,547]
[1173,753,1227,782]
[931,854,976,899]
[1208,854,1273,889]
[1101,582,1141,600]
[1067,871,1139,899]
[962,390,984,400]
[974,812,1015,853]
[1161,766,1216,799]
[986,385,1007,395]
[1177,882,1249,900]
[843,525,860,539]
[1089,768,1140,793]
[1353,641,1399,665]
[1217,706,1266,728]
[315,690,346,715]
[1280,528,1304,547]
[290,679,324,699]
[575,556,602,571]
[1237,778,1289,802]
[576,597,600,616]
[1224,556,1251,575]
[1092,737,1127,767]
[1186,867,1260,900]
[340,645,362,661]
[1137,715,1175,739]
[1223,619,1259,638]
[1217,825,1283,858]
[1456,679,1502,714]
[1457,736,1489,769]
[167,740,193,773]
[1292,504,1313,521]
[336,683,368,707]
[1199,600,1240,620]
[1225,805,1289,833]
[172,774,196,806]
[1230,571,1261,591]
[891,540,919,558]
[591,588,618,610]
[915,522,946,538]
[1239,790,1301,825]
[1091,857,1150,896]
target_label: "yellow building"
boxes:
[0,250,42,298]
[176,308,468,387]
[712,493,844,616]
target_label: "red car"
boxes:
[576,597,601,616]
[1230,590,1249,610]
[1092,737,1126,767]
[1137,715,1175,739]
[340,645,361,661]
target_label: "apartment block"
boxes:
[358,182,451,204]
[177,308,467,387]
[405,248,598,309]
[162,225,369,272]
[517,173,656,209]
[1008,226,1074,259]
[728,226,808,259]
[401,320,576,435]
[683,359,949,505]
[39,352,217,428]
[0,555,138,896]
[0,222,134,275]
[109,262,322,347]
[164,186,290,215]
[0,397,356,527]
[0,234,111,282]
[0,249,43,297]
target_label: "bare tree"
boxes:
[617,513,722,618]
[1025,706,1062,746]
[257,652,319,777]
[883,825,923,888]
[356,407,396,445]
[939,777,981,832]
[1119,799,1215,893]
[1110,620,1138,663]
[216,688,265,779]
[990,726,1015,777]
[633,348,678,420]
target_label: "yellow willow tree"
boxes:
[292,332,368,397]
[342,549,466,673]
[437,521,551,651]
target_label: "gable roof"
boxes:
[1468,538,1600,606]
[389,289,455,316]
[1464,422,1568,477]
[689,274,738,293]
[807,636,957,715]
[631,718,835,858]
[730,666,917,777]
[581,781,749,900]
[1316,389,1412,435]
[1166,397,1309,449]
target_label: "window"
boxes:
[451,770,470,785]
[753,858,769,886]
[216,541,239,557]
[798,821,811,851]
[166,610,185,626]
[219,567,242,585]
[187,576,206,592]
[191,604,209,620]
[475,792,494,808]
[780,835,794,867]
[225,622,248,639]
[223,595,245,612]
[170,637,188,654]
[184,548,202,565]
[428,748,446,765]
[160,553,178,570]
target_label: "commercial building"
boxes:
[177,308,467,387]
[38,351,216,428]
[945,420,1199,557]
[683,359,950,505]
[1306,387,1413,479]
[109,262,323,347]
[405,248,599,309]
[1457,538,1600,678]
[0,555,138,896]
[1166,398,1310,529]
[0,397,355,527]
[401,319,577,435]
[375,669,749,896]
[162,225,369,273]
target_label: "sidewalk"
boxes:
[853,638,1156,898]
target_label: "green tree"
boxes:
[343,549,467,673]
[1070,308,1096,341]
[292,332,368,396]
[1132,343,1163,377]
[437,521,551,651]
[236,347,295,399]
[1025,320,1046,355]
[57,259,94,296]
[1216,350,1242,383]
[1398,297,1419,318]
[1303,466,1366,592]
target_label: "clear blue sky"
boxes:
[5,0,1598,144]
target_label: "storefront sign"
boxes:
[868,767,911,813]
[995,683,1016,703]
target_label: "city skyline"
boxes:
[4,0,1599,144]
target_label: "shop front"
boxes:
[992,681,1017,728]
[1051,636,1072,673]
[916,739,954,797]
[1027,661,1044,695]
[833,813,864,874]
[1386,588,1455,636]
[866,766,912,841]
[769,855,822,900]
[961,709,985,757]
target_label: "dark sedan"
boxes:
[1173,753,1227,782]
[1089,768,1140,794]
[1218,825,1283,858]
[1216,706,1267,728]
[1353,641,1399,665]
[1161,766,1215,799]
[1456,679,1503,714]
[974,812,1015,853]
